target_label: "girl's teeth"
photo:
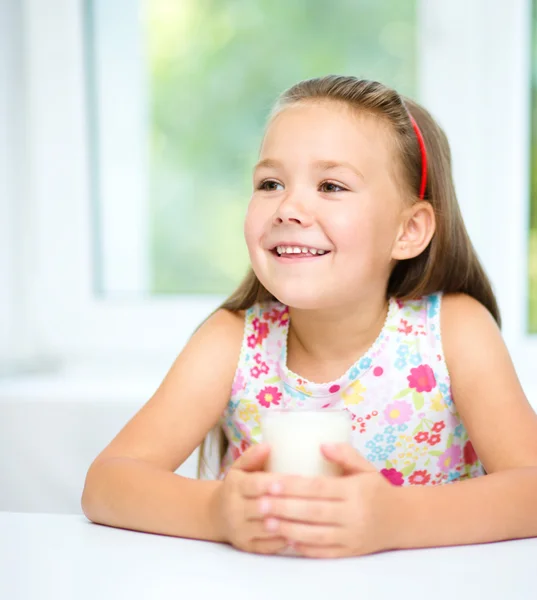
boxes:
[275,246,328,256]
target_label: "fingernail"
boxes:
[259,498,271,514]
[265,518,279,532]
[322,443,337,451]
[270,481,283,494]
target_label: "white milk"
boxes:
[260,410,351,477]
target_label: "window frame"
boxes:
[13,0,537,391]
[418,0,534,390]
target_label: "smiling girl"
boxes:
[82,76,537,558]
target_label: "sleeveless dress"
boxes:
[219,293,485,485]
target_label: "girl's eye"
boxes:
[320,181,347,193]
[258,179,284,191]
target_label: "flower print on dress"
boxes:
[397,319,413,335]
[428,434,441,446]
[381,468,404,486]
[256,386,282,408]
[397,344,410,358]
[257,322,269,342]
[283,382,310,403]
[349,366,360,380]
[407,364,437,393]
[463,441,478,465]
[437,445,462,473]
[250,360,269,378]
[342,379,366,406]
[231,370,246,396]
[225,417,244,443]
[220,294,486,483]
[394,357,407,370]
[237,401,261,425]
[432,421,446,433]
[439,382,449,395]
[428,294,440,318]
[414,431,429,444]
[247,318,270,349]
[231,438,250,461]
[263,306,289,326]
[247,333,258,349]
[359,356,372,370]
[408,470,431,485]
[438,382,453,406]
[430,392,446,412]
[384,400,413,425]
[409,353,422,367]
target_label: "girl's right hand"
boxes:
[212,443,288,555]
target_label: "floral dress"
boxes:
[219,293,485,485]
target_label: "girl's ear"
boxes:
[391,201,436,261]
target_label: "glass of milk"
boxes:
[260,409,352,477]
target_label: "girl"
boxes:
[82,76,537,558]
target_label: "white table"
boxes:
[1,512,535,600]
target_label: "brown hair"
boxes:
[198,75,500,477]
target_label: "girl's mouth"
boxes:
[271,245,331,257]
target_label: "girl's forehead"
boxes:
[260,102,396,167]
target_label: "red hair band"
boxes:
[409,115,427,200]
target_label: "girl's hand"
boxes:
[211,443,289,555]
[254,444,398,558]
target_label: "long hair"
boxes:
[198,75,500,477]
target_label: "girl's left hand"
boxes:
[253,444,398,558]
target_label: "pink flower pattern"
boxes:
[384,400,413,425]
[220,295,485,486]
[407,364,437,393]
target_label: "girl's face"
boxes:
[244,101,407,310]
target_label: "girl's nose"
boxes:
[272,193,314,227]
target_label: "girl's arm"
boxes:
[81,308,244,542]
[389,293,537,549]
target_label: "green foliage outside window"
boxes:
[145,0,417,293]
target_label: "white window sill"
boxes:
[0,359,166,404]
[0,360,200,515]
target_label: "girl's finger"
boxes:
[294,543,346,559]
[244,518,282,540]
[321,443,377,475]
[271,475,345,500]
[232,443,270,472]
[266,518,341,546]
[249,537,289,555]
[239,472,283,498]
[258,496,341,525]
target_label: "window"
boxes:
[530,0,537,333]
[8,0,537,404]
[86,0,418,296]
